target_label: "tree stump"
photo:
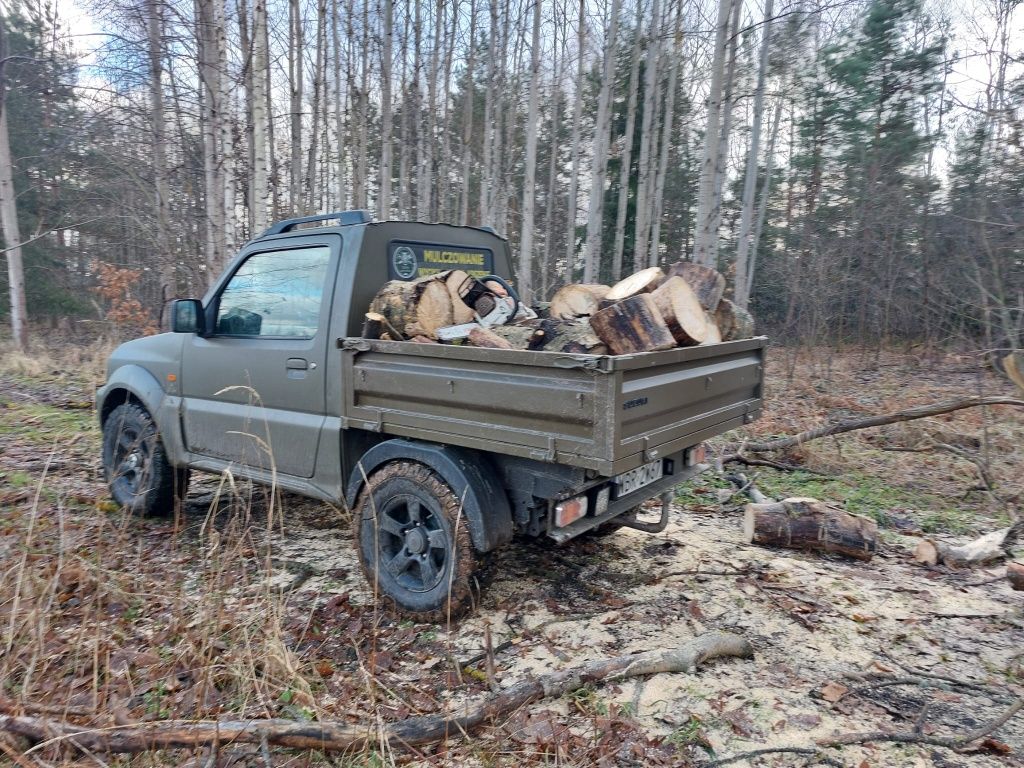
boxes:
[549,284,611,319]
[589,294,676,355]
[667,261,726,311]
[649,277,708,346]
[603,267,666,304]
[743,497,878,561]
[369,273,455,339]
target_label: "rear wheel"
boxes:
[102,403,187,516]
[353,461,477,621]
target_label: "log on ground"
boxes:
[913,526,1018,568]
[603,267,666,304]
[368,272,455,339]
[649,277,708,346]
[0,632,752,755]
[743,497,878,561]
[589,294,676,355]
[667,261,726,310]
[549,284,610,319]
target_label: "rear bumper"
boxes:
[547,458,707,543]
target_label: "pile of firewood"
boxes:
[362,261,755,355]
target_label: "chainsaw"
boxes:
[436,274,536,341]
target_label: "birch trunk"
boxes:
[480,0,496,225]
[459,0,476,224]
[379,0,394,218]
[331,0,345,210]
[289,0,304,214]
[648,1,682,268]
[581,0,622,283]
[541,11,561,299]
[216,0,235,261]
[147,0,173,297]
[414,0,426,218]
[745,97,782,309]
[518,0,542,304]
[357,0,369,208]
[306,0,327,213]
[197,0,225,280]
[707,0,743,252]
[0,18,28,351]
[631,0,662,263]
[733,0,774,309]
[691,0,735,267]
[264,10,280,221]
[564,0,585,282]
[611,1,643,283]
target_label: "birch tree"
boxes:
[564,0,585,281]
[611,0,643,282]
[581,0,621,283]
[518,0,542,302]
[691,0,735,267]
[631,0,661,262]
[0,15,28,351]
[734,0,774,307]
[379,0,394,218]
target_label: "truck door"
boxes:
[179,234,340,478]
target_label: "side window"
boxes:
[216,246,331,338]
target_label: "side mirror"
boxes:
[171,299,206,334]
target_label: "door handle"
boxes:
[286,358,309,370]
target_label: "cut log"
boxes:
[742,497,878,561]
[702,313,722,345]
[445,270,475,324]
[362,312,386,340]
[369,273,454,339]
[409,335,439,344]
[715,298,755,341]
[667,261,726,310]
[589,294,676,355]
[604,267,666,303]
[466,326,515,350]
[485,319,607,354]
[914,527,1017,568]
[1008,562,1024,591]
[549,284,611,319]
[485,325,538,349]
[649,277,708,346]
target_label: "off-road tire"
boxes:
[102,403,187,516]
[353,461,478,622]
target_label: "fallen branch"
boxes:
[702,746,843,767]
[914,522,1023,568]
[1,632,752,756]
[724,396,1024,455]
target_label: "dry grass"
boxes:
[1,343,1023,766]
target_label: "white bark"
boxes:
[611,0,643,283]
[632,0,662,263]
[288,0,304,214]
[379,0,394,218]
[147,0,173,296]
[564,0,585,282]
[691,0,735,267]
[746,97,782,308]
[0,19,27,351]
[459,0,476,224]
[708,0,743,253]
[251,0,270,231]
[734,0,774,308]
[648,3,683,268]
[581,0,622,283]
[518,0,543,303]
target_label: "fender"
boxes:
[346,439,513,553]
[97,365,187,465]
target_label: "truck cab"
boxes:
[97,211,765,621]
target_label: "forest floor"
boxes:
[1,340,1023,767]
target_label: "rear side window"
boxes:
[216,246,331,338]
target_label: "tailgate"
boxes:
[610,338,765,470]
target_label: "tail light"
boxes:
[554,496,588,527]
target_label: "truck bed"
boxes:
[339,336,766,477]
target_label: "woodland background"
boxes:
[0,0,1021,356]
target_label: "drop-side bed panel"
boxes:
[339,337,766,476]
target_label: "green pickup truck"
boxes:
[97,212,766,620]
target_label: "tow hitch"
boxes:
[619,490,673,533]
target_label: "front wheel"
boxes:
[102,402,187,516]
[353,461,478,621]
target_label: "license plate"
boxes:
[613,459,664,498]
